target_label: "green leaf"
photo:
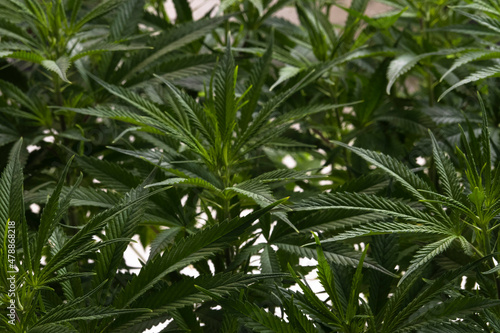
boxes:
[213,44,237,143]
[146,177,222,192]
[0,124,19,148]
[429,131,463,202]
[41,56,71,82]
[43,272,96,284]
[321,221,447,243]
[253,169,321,183]
[75,155,141,192]
[440,49,500,82]
[122,16,228,81]
[439,64,500,100]
[0,139,23,241]
[34,306,150,326]
[398,236,457,285]
[333,141,440,210]
[0,19,36,46]
[260,244,281,277]
[41,189,163,279]
[67,105,154,129]
[399,296,500,332]
[173,0,192,22]
[1,50,44,63]
[26,186,121,208]
[267,103,357,129]
[312,233,345,322]
[295,192,445,229]
[196,288,300,333]
[338,4,407,30]
[154,75,215,146]
[235,70,318,157]
[113,198,287,308]
[227,181,275,207]
[287,262,340,325]
[241,38,273,129]
[270,66,301,91]
[419,190,475,221]
[345,0,369,28]
[71,43,149,61]
[382,256,493,332]
[109,0,145,39]
[275,288,317,333]
[34,156,76,272]
[75,0,125,30]
[386,50,462,94]
[28,324,78,333]
[148,226,183,260]
[276,242,396,276]
[248,0,264,15]
[111,273,286,331]
[93,177,153,289]
[226,181,295,231]
[346,244,368,322]
[89,74,209,160]
[0,79,38,112]
[453,8,500,34]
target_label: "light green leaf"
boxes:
[439,64,500,101]
[42,56,71,82]
[399,236,457,285]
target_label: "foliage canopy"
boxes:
[1,0,500,332]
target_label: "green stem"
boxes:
[53,74,66,131]
[53,74,63,106]
[481,225,492,260]
[158,1,170,23]
[222,196,230,221]
[427,70,434,107]
[328,84,342,140]
[480,224,500,298]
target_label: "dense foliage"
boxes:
[1,0,500,332]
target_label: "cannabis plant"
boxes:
[284,98,500,324]
[0,139,290,332]
[201,234,500,332]
[0,0,226,196]
[69,42,332,228]
[62,41,398,329]
[3,0,500,332]
[241,0,442,178]
[195,96,500,332]
[436,0,500,100]
[0,140,156,332]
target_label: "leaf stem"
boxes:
[427,70,434,107]
[480,223,500,298]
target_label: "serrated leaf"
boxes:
[441,49,500,81]
[146,177,222,192]
[386,50,462,94]
[122,16,228,81]
[270,66,301,91]
[429,131,463,202]
[439,64,500,101]
[295,192,445,229]
[113,198,286,308]
[276,242,396,277]
[41,56,71,82]
[399,236,457,285]
[148,227,183,261]
[0,139,23,241]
